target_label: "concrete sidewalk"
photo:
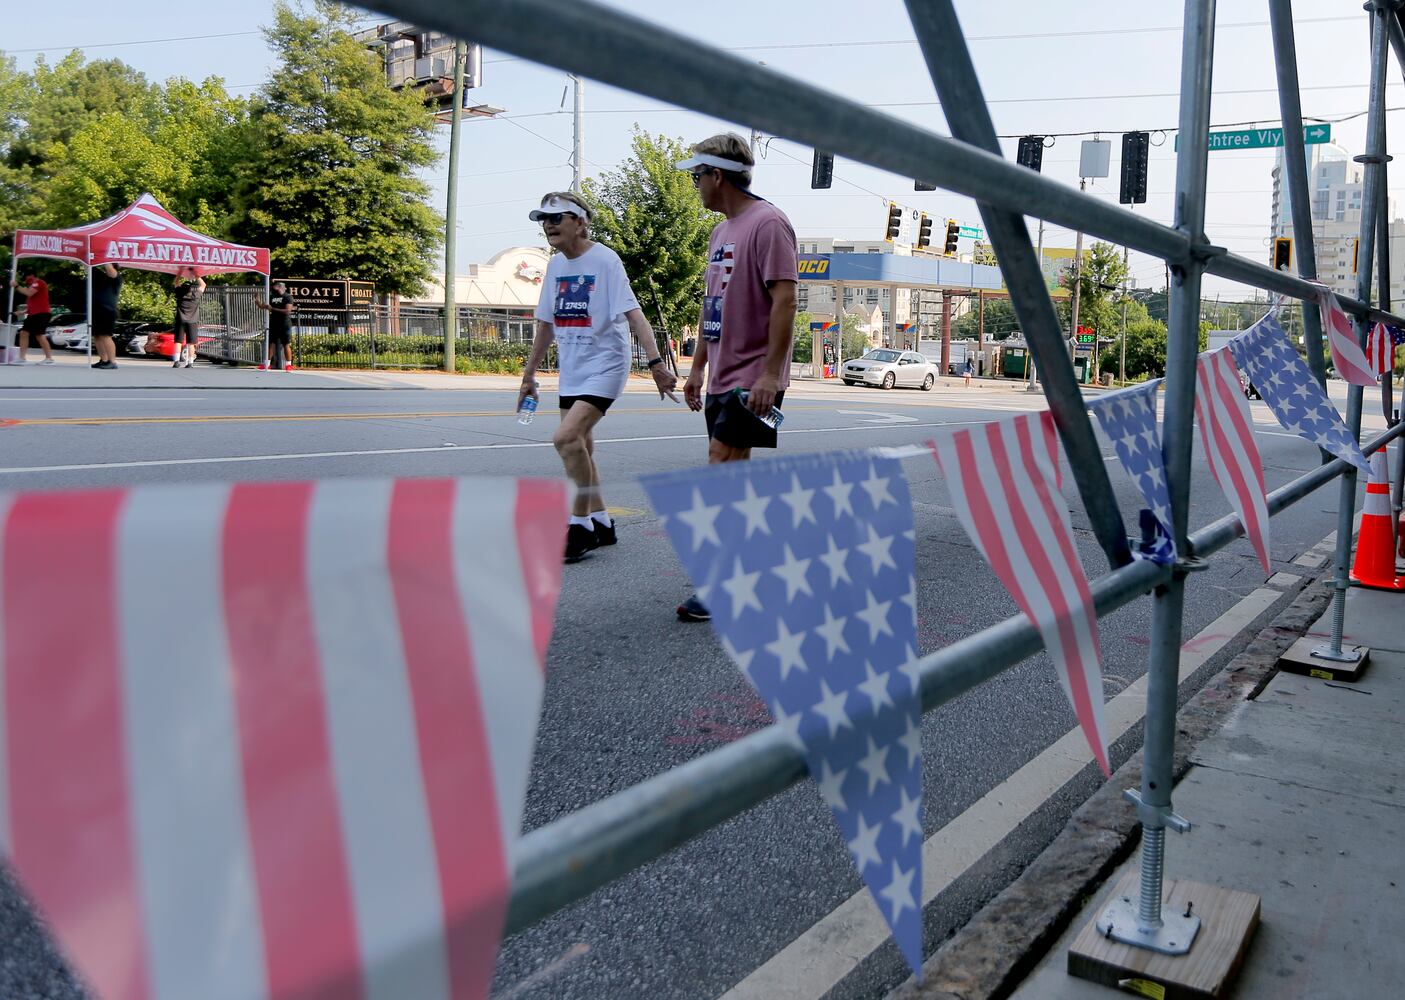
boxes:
[896,582,1404,999]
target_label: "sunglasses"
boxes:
[539,212,578,226]
[690,168,715,186]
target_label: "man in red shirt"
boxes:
[10,273,56,364]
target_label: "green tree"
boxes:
[954,296,1020,340]
[1109,318,1169,380]
[230,0,443,295]
[582,127,718,337]
[1058,241,1130,339]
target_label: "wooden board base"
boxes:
[1276,635,1369,682]
[1068,872,1260,999]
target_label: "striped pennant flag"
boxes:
[928,413,1110,776]
[0,477,567,1000]
[1316,286,1379,386]
[1367,321,1395,375]
[1195,349,1271,573]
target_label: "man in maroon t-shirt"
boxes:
[674,132,799,621]
[10,273,55,364]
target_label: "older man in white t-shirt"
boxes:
[519,191,679,563]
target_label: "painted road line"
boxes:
[0,396,207,402]
[1266,572,1302,589]
[0,419,994,476]
[1294,529,1337,568]
[1,403,851,428]
[720,580,1294,1000]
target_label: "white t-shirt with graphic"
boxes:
[534,242,641,399]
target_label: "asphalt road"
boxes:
[0,368,1370,999]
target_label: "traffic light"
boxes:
[944,220,960,255]
[917,213,933,249]
[1119,130,1150,205]
[1272,236,1292,271]
[810,150,834,190]
[1016,135,1044,172]
[885,202,903,241]
[914,179,936,191]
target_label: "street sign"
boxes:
[957,225,983,240]
[1174,123,1330,152]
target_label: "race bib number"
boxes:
[553,274,596,330]
[702,295,723,342]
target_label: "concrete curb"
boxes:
[887,576,1334,1000]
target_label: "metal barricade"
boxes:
[369,0,1405,975]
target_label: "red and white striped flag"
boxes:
[1195,349,1271,573]
[1367,321,1394,375]
[1317,287,1378,385]
[928,413,1109,776]
[0,477,567,1000]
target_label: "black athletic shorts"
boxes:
[705,389,786,450]
[559,394,615,415]
[172,318,200,344]
[20,312,51,336]
[269,327,291,345]
[92,307,116,337]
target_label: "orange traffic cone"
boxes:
[1351,449,1405,591]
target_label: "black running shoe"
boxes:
[592,518,617,547]
[564,522,599,563]
[676,595,711,622]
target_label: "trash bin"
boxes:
[1101,373,1114,387]
[1073,356,1089,383]
[1002,346,1028,379]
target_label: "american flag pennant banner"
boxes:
[1227,314,1371,475]
[1085,380,1175,565]
[927,413,1111,777]
[1195,348,1272,573]
[1315,284,1379,386]
[641,451,924,974]
[1367,322,1395,374]
[0,477,567,1000]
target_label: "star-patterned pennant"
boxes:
[1086,380,1174,565]
[1227,314,1371,475]
[641,451,923,974]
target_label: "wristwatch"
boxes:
[647,357,664,368]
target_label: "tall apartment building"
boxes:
[1269,142,1404,302]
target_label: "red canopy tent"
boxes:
[8,193,271,362]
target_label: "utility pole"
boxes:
[571,74,584,193]
[1027,218,1044,391]
[1069,177,1087,358]
[443,39,465,374]
[1119,233,1130,384]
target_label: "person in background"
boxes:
[91,263,122,370]
[675,132,799,622]
[10,273,55,365]
[171,266,205,368]
[517,190,679,564]
[255,281,296,371]
[963,354,973,387]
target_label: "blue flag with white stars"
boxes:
[641,450,923,974]
[1086,380,1175,565]
[1228,314,1371,474]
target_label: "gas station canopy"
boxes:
[796,253,1003,289]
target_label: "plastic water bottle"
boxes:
[518,395,538,425]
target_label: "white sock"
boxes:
[591,511,613,527]
[570,515,594,528]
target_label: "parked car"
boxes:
[113,321,160,358]
[47,312,87,349]
[841,349,938,390]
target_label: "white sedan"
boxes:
[841,348,937,390]
[49,313,89,350]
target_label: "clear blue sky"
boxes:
[9,0,1396,297]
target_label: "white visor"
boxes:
[675,152,751,173]
[528,196,588,222]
